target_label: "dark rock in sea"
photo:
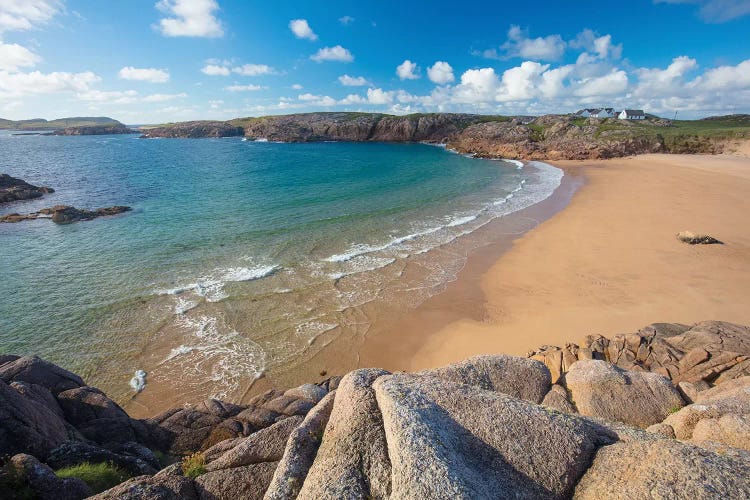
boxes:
[140,121,244,139]
[0,173,54,204]
[0,205,132,224]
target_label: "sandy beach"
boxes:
[359,149,750,371]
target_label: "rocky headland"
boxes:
[140,121,244,139]
[0,205,132,224]
[139,112,750,160]
[0,174,54,204]
[1,320,749,498]
[50,125,137,136]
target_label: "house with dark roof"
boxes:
[619,109,646,120]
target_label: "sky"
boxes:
[1,0,749,123]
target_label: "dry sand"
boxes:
[359,151,750,371]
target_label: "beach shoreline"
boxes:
[361,150,750,373]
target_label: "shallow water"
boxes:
[0,132,561,404]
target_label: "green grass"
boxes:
[181,452,207,478]
[55,462,131,494]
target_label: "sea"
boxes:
[0,131,562,407]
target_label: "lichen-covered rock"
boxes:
[6,453,91,500]
[91,474,199,500]
[296,368,392,499]
[0,356,84,395]
[265,391,336,500]
[418,354,552,404]
[372,373,608,499]
[205,416,302,471]
[565,360,685,427]
[542,384,577,414]
[196,462,278,500]
[573,440,750,499]
[47,441,158,476]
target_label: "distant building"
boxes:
[576,108,617,118]
[619,109,646,120]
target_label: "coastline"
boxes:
[362,151,750,373]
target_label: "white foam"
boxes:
[446,215,477,227]
[157,264,279,302]
[174,297,198,315]
[253,138,269,142]
[325,227,442,262]
[129,370,147,393]
[328,256,396,280]
[502,159,524,169]
[295,321,339,345]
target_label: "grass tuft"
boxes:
[55,461,131,493]
[181,452,207,478]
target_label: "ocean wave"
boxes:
[328,256,397,280]
[324,227,442,263]
[502,159,524,169]
[157,264,279,303]
[295,321,339,345]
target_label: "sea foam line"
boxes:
[157,264,279,303]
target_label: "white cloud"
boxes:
[289,19,317,40]
[0,42,41,71]
[118,66,170,83]
[0,0,60,33]
[142,92,187,102]
[396,60,420,80]
[232,63,273,76]
[570,29,622,60]
[311,45,353,63]
[225,84,264,92]
[366,88,393,104]
[452,68,500,103]
[427,61,454,85]
[155,0,223,38]
[201,64,230,76]
[655,0,750,22]
[635,56,698,96]
[498,61,549,101]
[573,70,629,97]
[339,16,355,25]
[77,89,139,103]
[501,25,566,61]
[338,74,370,86]
[696,59,750,90]
[0,70,100,96]
[298,93,319,101]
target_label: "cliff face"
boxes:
[141,121,244,139]
[141,112,743,160]
[1,320,749,499]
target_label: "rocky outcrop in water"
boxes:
[140,121,244,139]
[1,320,749,498]
[0,205,132,224]
[51,125,137,136]
[0,174,54,204]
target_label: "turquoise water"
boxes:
[0,131,561,405]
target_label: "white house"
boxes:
[619,109,646,120]
[576,108,617,118]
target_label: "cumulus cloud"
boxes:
[339,16,355,25]
[118,66,170,83]
[570,29,623,60]
[311,45,353,62]
[338,74,370,86]
[655,0,750,22]
[0,0,60,33]
[291,83,303,89]
[427,61,454,85]
[0,70,100,96]
[396,60,420,80]
[573,70,629,96]
[0,42,41,71]
[289,19,317,40]
[142,92,187,102]
[232,63,273,76]
[76,89,187,104]
[225,84,264,91]
[201,64,230,76]
[156,0,223,38]
[500,25,566,61]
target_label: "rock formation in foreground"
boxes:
[1,320,749,499]
[0,174,54,204]
[0,205,132,224]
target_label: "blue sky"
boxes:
[1,0,749,123]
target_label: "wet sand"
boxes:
[359,151,750,371]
